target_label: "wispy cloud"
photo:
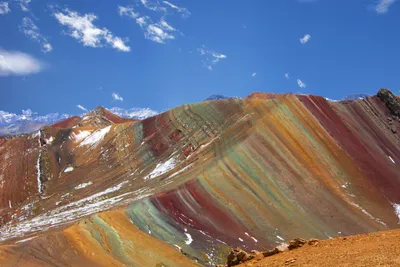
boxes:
[0,2,10,15]
[252,72,256,77]
[118,6,139,19]
[19,0,30,12]
[300,34,311,44]
[162,1,190,18]
[134,16,177,44]
[76,104,87,112]
[375,0,396,14]
[140,0,167,12]
[112,92,124,101]
[20,17,53,53]
[0,49,43,76]
[297,79,306,88]
[54,9,130,52]
[198,46,227,70]
[285,73,290,79]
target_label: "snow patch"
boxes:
[238,237,243,242]
[71,130,91,143]
[79,126,111,147]
[324,97,339,102]
[15,236,37,243]
[64,166,74,173]
[184,232,193,245]
[36,131,42,194]
[167,163,194,179]
[245,232,258,242]
[341,182,350,189]
[349,201,387,226]
[389,156,395,164]
[144,156,178,180]
[0,184,152,242]
[46,136,54,144]
[277,235,284,241]
[393,203,400,223]
[74,181,93,190]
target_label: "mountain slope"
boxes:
[0,89,399,266]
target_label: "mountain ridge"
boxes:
[0,88,399,266]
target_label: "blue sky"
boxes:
[0,0,399,117]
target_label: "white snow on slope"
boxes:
[36,131,42,194]
[15,236,37,243]
[79,126,111,147]
[167,163,193,179]
[349,201,387,226]
[46,136,54,144]
[144,156,177,180]
[64,166,74,173]
[389,156,395,164]
[393,203,400,224]
[184,232,193,245]
[74,181,93,190]
[0,183,153,242]
[70,130,91,143]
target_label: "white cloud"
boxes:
[112,92,123,102]
[162,1,190,18]
[0,2,10,14]
[198,46,227,70]
[76,105,87,112]
[42,43,53,52]
[19,0,30,12]
[252,72,256,77]
[285,73,290,79]
[20,17,53,53]
[54,9,130,52]
[297,79,306,88]
[0,49,43,76]
[300,34,311,44]
[134,16,177,44]
[140,0,167,12]
[375,0,396,14]
[118,6,139,19]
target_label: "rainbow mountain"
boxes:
[0,89,399,266]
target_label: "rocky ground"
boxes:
[222,229,400,267]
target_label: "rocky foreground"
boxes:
[221,228,400,267]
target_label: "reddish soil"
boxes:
[237,229,400,267]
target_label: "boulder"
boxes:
[227,248,252,267]
[288,238,307,250]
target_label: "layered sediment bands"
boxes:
[0,91,399,266]
[0,210,199,267]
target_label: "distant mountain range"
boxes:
[343,94,370,100]
[204,94,236,101]
[0,93,377,136]
[0,107,158,136]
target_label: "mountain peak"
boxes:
[79,106,135,128]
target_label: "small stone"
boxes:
[288,238,307,250]
[285,258,297,264]
[262,247,280,257]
